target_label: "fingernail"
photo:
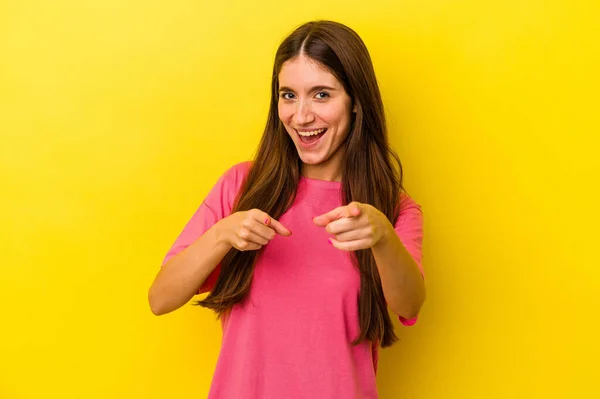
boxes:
[264,218,269,225]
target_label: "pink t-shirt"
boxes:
[162,161,424,399]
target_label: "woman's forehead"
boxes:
[279,56,342,90]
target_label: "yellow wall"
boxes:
[1,1,598,398]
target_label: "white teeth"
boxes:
[297,128,326,137]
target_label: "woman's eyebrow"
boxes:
[278,85,338,93]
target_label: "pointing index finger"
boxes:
[264,214,292,236]
[313,204,360,226]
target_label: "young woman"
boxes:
[149,20,425,399]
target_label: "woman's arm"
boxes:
[371,224,425,320]
[148,221,230,316]
[313,201,425,320]
[148,209,291,315]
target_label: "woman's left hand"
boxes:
[313,202,392,251]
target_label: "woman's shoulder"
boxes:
[398,190,422,214]
[228,160,253,173]
[219,160,253,184]
[204,161,253,213]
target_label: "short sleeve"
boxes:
[161,161,251,294]
[393,192,424,326]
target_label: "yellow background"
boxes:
[1,0,598,398]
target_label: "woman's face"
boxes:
[278,55,354,180]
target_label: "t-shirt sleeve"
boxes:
[393,192,425,326]
[161,162,250,294]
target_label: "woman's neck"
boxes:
[301,160,343,182]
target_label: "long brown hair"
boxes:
[197,20,404,348]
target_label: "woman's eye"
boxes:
[280,92,295,100]
[315,92,330,99]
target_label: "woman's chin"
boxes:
[297,152,325,165]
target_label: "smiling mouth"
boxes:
[296,128,327,144]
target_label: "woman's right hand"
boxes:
[217,209,292,251]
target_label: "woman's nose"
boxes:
[293,99,315,125]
